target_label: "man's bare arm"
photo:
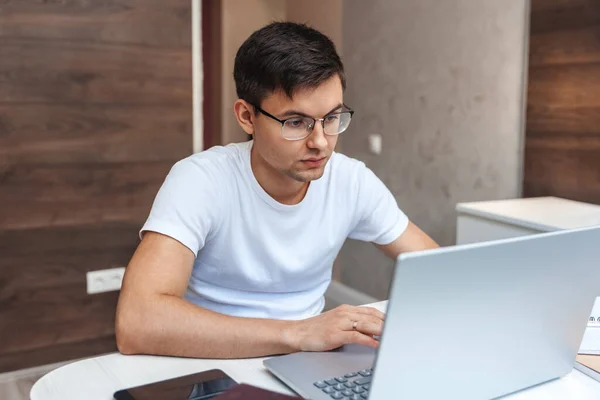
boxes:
[116,232,385,359]
[376,221,439,260]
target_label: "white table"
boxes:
[31,301,600,400]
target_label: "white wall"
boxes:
[192,0,203,152]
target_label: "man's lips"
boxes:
[301,157,326,167]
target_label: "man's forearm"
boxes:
[116,293,298,358]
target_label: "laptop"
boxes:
[264,226,600,399]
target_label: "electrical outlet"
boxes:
[368,134,382,155]
[86,267,126,294]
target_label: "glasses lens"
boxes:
[323,112,352,135]
[282,117,311,140]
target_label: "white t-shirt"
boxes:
[141,141,408,320]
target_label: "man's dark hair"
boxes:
[234,22,345,110]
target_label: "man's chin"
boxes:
[287,167,326,182]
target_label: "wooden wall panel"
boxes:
[0,161,174,230]
[0,105,192,163]
[0,40,190,104]
[0,0,192,372]
[0,226,137,355]
[524,0,600,204]
[0,0,192,47]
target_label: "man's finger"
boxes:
[354,306,386,320]
[343,331,380,348]
[352,319,384,337]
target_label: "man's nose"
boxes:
[306,120,328,150]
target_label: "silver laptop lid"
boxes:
[369,226,600,400]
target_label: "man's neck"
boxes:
[250,147,309,205]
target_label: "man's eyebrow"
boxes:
[277,103,344,119]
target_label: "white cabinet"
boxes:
[456,196,600,245]
[456,196,600,355]
[456,214,539,245]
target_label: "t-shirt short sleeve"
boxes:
[348,163,409,245]
[140,158,222,256]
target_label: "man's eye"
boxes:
[325,115,340,122]
[287,119,305,128]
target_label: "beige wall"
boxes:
[286,0,343,56]
[221,0,286,144]
[337,0,529,298]
[219,0,342,144]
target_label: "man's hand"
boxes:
[285,304,385,352]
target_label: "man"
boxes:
[115,22,438,359]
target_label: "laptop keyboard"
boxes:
[313,368,372,399]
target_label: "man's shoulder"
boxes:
[172,141,249,181]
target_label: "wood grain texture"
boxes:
[0,336,118,374]
[577,354,600,373]
[0,161,174,230]
[0,105,192,163]
[524,0,600,205]
[0,0,191,48]
[529,26,600,67]
[0,225,136,356]
[0,0,192,373]
[524,137,600,203]
[0,39,191,105]
[530,0,600,33]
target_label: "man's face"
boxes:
[251,75,343,183]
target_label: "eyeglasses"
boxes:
[252,104,354,141]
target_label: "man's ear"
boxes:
[233,100,256,136]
